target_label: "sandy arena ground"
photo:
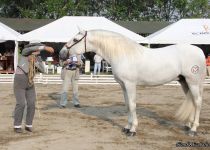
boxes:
[0,83,210,150]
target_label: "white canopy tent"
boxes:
[142,19,210,45]
[0,22,21,72]
[0,22,20,41]
[19,16,145,43]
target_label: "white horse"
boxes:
[60,29,206,136]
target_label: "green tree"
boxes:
[187,0,208,18]
[150,0,208,21]
[0,0,209,21]
[104,0,152,21]
[0,0,44,18]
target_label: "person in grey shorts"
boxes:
[13,42,54,133]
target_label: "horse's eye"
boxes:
[73,38,79,43]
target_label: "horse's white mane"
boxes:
[89,30,144,61]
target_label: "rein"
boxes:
[66,31,87,53]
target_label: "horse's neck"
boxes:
[87,36,110,63]
[87,31,144,64]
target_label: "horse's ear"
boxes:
[77,26,85,33]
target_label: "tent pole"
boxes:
[14,41,18,72]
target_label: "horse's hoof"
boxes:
[187,130,197,137]
[126,131,136,136]
[184,126,191,131]
[122,128,130,134]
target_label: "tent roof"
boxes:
[0,17,54,32]
[0,17,171,34]
[0,22,21,41]
[143,19,210,45]
[19,16,145,43]
[116,21,170,34]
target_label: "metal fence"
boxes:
[0,73,117,85]
[1,73,210,85]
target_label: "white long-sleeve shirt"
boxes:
[94,54,103,63]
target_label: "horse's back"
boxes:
[156,44,205,67]
[152,44,204,59]
[176,44,205,60]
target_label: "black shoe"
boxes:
[60,105,66,109]
[14,128,22,133]
[25,127,33,132]
[74,104,81,108]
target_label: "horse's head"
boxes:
[59,30,87,60]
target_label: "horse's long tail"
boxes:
[175,91,195,122]
[175,79,195,122]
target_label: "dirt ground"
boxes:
[0,83,210,150]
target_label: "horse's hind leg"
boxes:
[187,82,203,136]
[178,79,195,130]
[177,76,203,136]
[178,76,203,136]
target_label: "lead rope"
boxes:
[28,55,41,118]
[28,55,36,87]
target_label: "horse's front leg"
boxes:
[122,82,138,136]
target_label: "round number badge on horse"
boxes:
[191,65,199,74]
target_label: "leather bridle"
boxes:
[66,31,87,53]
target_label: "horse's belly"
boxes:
[137,77,176,86]
[136,68,179,86]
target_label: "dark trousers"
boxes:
[13,74,36,127]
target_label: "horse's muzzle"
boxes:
[59,47,69,60]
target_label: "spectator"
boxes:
[206,54,210,76]
[93,54,103,75]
